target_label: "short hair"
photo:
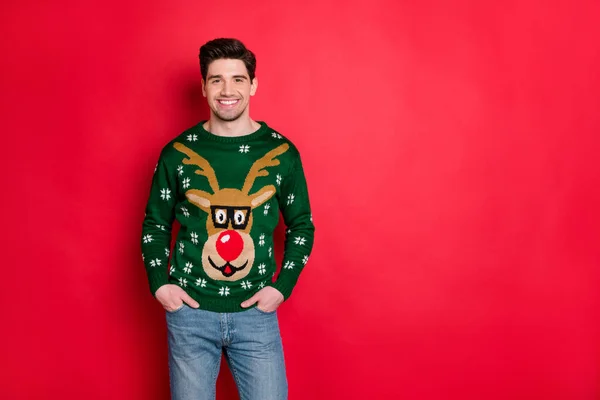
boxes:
[199,38,257,82]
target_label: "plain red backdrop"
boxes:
[1,0,599,399]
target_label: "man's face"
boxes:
[202,58,257,122]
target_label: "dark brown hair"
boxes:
[199,38,256,82]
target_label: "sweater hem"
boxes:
[183,287,259,313]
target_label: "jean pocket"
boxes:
[254,306,277,315]
[166,304,186,314]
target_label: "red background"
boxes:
[2,0,599,399]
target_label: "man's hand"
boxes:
[241,286,284,312]
[155,284,200,312]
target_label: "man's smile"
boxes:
[217,99,240,107]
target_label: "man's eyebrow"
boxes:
[206,74,249,80]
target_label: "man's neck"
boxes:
[203,117,261,137]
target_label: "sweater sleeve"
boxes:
[270,153,315,300]
[141,152,176,297]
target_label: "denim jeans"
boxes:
[166,304,288,400]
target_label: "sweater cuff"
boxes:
[269,273,300,301]
[147,270,169,298]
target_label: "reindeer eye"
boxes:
[233,210,246,225]
[215,209,227,224]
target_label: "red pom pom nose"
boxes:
[216,230,244,262]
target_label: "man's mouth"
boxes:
[208,256,248,277]
[217,99,240,107]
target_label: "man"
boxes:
[140,38,315,400]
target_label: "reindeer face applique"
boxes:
[173,142,289,282]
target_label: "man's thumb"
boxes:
[241,294,259,308]
[182,292,200,308]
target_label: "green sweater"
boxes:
[141,121,315,312]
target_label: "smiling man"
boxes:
[140,38,315,400]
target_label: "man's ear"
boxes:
[250,77,258,96]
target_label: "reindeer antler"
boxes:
[242,144,290,194]
[173,142,220,193]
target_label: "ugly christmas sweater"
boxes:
[141,121,315,313]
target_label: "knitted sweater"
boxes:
[141,121,315,312]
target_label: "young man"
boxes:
[140,38,315,400]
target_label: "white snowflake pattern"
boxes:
[143,234,153,244]
[268,247,272,258]
[154,163,158,173]
[177,165,184,175]
[259,281,266,289]
[287,194,295,205]
[271,132,283,139]
[164,248,170,257]
[286,229,292,234]
[239,145,250,153]
[276,174,282,186]
[259,234,265,246]
[149,258,162,268]
[302,255,309,265]
[184,262,193,274]
[264,203,270,215]
[283,261,295,270]
[181,206,190,217]
[294,236,306,246]
[195,278,207,287]
[160,188,171,201]
[190,232,198,244]
[310,213,313,222]
[187,133,198,141]
[182,177,190,189]
[178,242,185,254]
[169,266,175,275]
[219,287,230,296]
[156,224,165,231]
[258,263,266,275]
[241,281,252,290]
[178,277,188,287]
[141,253,145,261]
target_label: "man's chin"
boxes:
[213,109,245,122]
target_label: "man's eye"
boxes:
[212,79,220,84]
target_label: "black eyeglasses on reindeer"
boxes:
[210,205,251,230]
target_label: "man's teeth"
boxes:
[219,100,238,105]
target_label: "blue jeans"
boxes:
[166,304,288,400]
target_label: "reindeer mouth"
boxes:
[208,256,248,277]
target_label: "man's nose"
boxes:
[221,80,234,96]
